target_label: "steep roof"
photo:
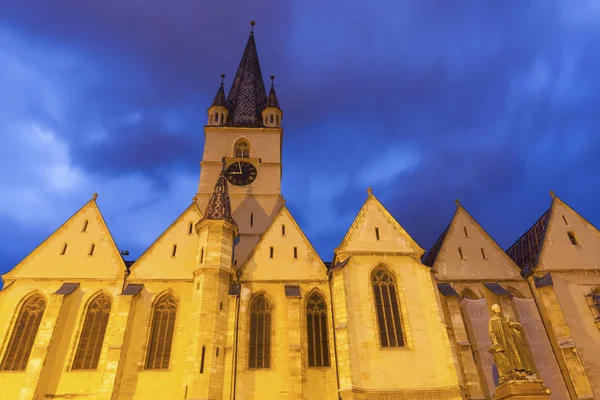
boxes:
[505,209,551,276]
[211,80,227,108]
[422,223,450,267]
[226,31,267,127]
[201,170,236,226]
[266,79,280,109]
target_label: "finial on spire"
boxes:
[455,199,460,206]
[250,20,255,34]
[221,156,227,171]
[367,187,373,195]
[92,193,98,200]
[550,190,556,198]
[270,75,275,87]
[220,73,225,85]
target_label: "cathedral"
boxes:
[1,26,600,400]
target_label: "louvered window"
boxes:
[0,294,46,371]
[145,294,177,370]
[72,294,111,370]
[306,292,330,367]
[372,268,405,347]
[248,294,271,368]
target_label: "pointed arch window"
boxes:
[235,140,250,158]
[0,294,46,371]
[72,294,111,370]
[145,294,177,370]
[248,294,271,368]
[306,292,330,367]
[372,268,405,347]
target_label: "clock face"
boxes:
[225,161,257,186]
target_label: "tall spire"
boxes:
[201,167,237,226]
[266,75,280,109]
[211,74,227,108]
[226,21,267,127]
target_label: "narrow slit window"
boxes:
[269,247,274,259]
[188,222,193,234]
[270,114,274,123]
[60,243,68,255]
[250,212,254,228]
[481,248,486,259]
[294,247,298,259]
[375,227,380,240]
[196,282,200,290]
[276,115,279,124]
[88,244,95,256]
[562,215,568,225]
[200,346,205,373]
[567,232,579,246]
[464,226,468,237]
[172,244,178,257]
[82,220,89,232]
[200,248,204,264]
[282,224,286,235]
[215,347,219,357]
[219,302,223,311]
[458,247,464,259]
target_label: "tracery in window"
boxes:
[72,294,111,370]
[372,267,405,347]
[235,140,250,158]
[461,288,479,300]
[306,292,330,367]
[0,294,46,371]
[248,294,271,368]
[145,294,177,370]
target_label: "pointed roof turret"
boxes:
[211,74,227,108]
[266,76,280,109]
[201,166,237,226]
[226,21,268,127]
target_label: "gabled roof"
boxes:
[128,202,202,273]
[226,31,267,127]
[422,223,450,267]
[240,203,327,274]
[334,191,425,261]
[506,208,551,277]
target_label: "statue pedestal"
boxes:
[493,380,551,400]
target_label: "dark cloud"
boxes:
[2,1,600,270]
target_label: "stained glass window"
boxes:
[372,268,404,347]
[0,294,46,371]
[248,294,271,368]
[72,294,111,370]
[145,294,177,370]
[306,292,330,367]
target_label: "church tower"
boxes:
[186,169,238,399]
[196,22,283,266]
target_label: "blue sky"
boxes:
[2,1,600,271]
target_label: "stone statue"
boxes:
[488,304,535,383]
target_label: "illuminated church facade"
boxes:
[1,27,600,400]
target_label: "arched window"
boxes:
[145,294,177,370]
[0,294,46,371]
[372,267,405,347]
[507,287,525,299]
[72,294,111,370]
[235,140,250,158]
[248,294,271,368]
[306,292,330,367]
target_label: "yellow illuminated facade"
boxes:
[1,29,599,400]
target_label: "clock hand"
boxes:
[238,162,242,174]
